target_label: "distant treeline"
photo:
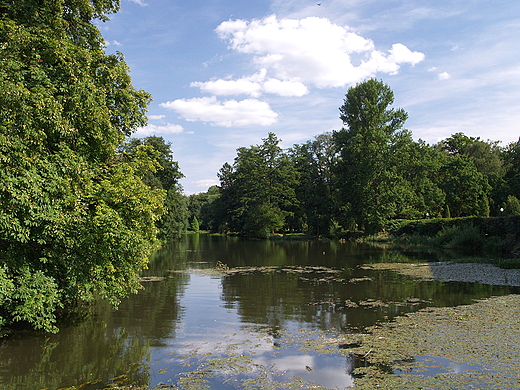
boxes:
[180,79,520,238]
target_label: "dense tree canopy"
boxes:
[0,0,164,332]
[195,79,518,238]
[2,4,518,335]
[214,133,298,237]
[120,136,187,239]
[333,79,415,233]
[289,133,338,235]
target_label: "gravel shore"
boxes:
[363,261,520,286]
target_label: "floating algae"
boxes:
[350,294,520,389]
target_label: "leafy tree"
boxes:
[398,140,446,218]
[215,133,299,237]
[436,132,505,213]
[120,136,188,239]
[502,141,520,201]
[290,133,338,235]
[504,195,520,216]
[333,79,415,233]
[188,185,220,231]
[438,155,490,217]
[0,0,163,332]
[122,136,184,191]
[190,216,200,232]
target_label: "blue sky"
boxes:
[99,0,520,194]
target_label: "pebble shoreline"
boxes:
[363,261,520,286]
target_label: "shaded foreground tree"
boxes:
[0,0,163,332]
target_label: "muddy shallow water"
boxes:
[0,234,519,389]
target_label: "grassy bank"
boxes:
[374,216,520,267]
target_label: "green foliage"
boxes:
[290,132,338,236]
[502,142,520,201]
[190,216,200,232]
[333,79,415,233]
[0,0,164,332]
[188,185,220,231]
[157,189,188,239]
[202,82,512,242]
[121,136,184,191]
[438,155,490,217]
[3,268,61,332]
[505,195,520,216]
[215,133,298,237]
[433,224,485,254]
[393,216,520,254]
[121,136,187,240]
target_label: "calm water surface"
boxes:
[0,234,517,389]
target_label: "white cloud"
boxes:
[193,179,219,188]
[191,78,263,97]
[263,78,308,96]
[160,96,278,127]
[148,114,166,120]
[216,15,424,88]
[191,69,308,98]
[128,0,147,6]
[438,71,451,80]
[104,40,122,47]
[133,123,184,136]
[388,43,425,66]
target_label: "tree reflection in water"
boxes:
[0,234,517,389]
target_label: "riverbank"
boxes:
[385,215,520,261]
[361,261,520,286]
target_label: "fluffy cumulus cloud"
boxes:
[161,15,423,129]
[191,70,308,97]
[262,78,308,96]
[133,123,184,136]
[438,71,451,80]
[215,15,425,88]
[191,78,263,97]
[160,96,278,127]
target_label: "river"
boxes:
[0,234,517,389]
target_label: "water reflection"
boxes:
[0,272,187,389]
[0,234,517,389]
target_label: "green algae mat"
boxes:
[351,294,520,389]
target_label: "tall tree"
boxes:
[290,133,338,235]
[215,133,298,237]
[333,79,414,233]
[188,185,220,231]
[0,0,162,332]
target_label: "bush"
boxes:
[442,224,484,254]
[392,216,520,255]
